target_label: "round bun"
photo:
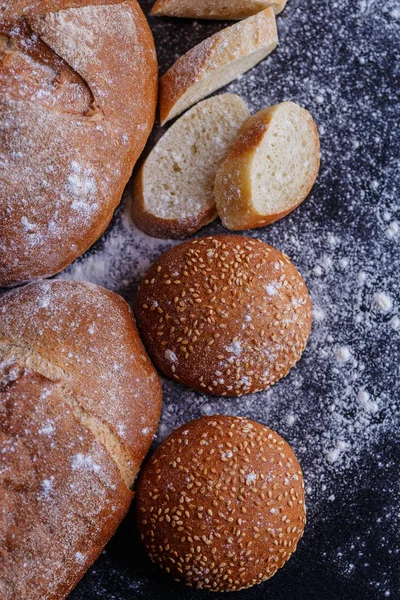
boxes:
[0,0,157,287]
[0,280,162,600]
[136,415,306,592]
[135,235,312,396]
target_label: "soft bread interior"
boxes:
[252,103,320,215]
[165,46,275,123]
[143,94,250,221]
[152,0,286,18]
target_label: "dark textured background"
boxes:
[65,0,399,598]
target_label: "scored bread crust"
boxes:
[0,280,162,600]
[0,0,157,287]
[135,235,312,397]
[132,94,250,240]
[136,415,306,591]
[215,102,320,230]
[159,8,277,125]
[151,0,287,19]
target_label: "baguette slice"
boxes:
[159,8,277,125]
[132,94,250,239]
[151,0,287,19]
[215,102,320,230]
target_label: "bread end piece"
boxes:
[215,101,320,230]
[159,8,277,125]
[151,0,287,19]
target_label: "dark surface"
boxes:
[59,0,399,598]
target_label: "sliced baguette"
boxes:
[132,94,250,239]
[151,0,287,19]
[159,8,278,125]
[215,101,320,230]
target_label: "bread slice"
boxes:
[132,94,250,239]
[159,8,278,125]
[215,102,320,230]
[151,0,287,19]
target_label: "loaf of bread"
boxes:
[215,102,320,230]
[151,0,287,19]
[159,8,278,125]
[136,415,306,591]
[0,0,157,287]
[132,94,250,239]
[135,235,312,396]
[0,280,162,600]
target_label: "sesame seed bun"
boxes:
[134,235,312,396]
[136,415,306,592]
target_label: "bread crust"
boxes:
[0,280,162,599]
[132,164,218,239]
[0,0,157,287]
[136,415,306,591]
[215,102,320,230]
[159,8,277,125]
[135,235,312,397]
[151,0,287,19]
[131,94,250,239]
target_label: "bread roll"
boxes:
[135,235,312,396]
[151,0,287,19]
[0,280,162,600]
[0,1,157,287]
[136,415,306,591]
[215,102,320,230]
[132,94,250,239]
[159,8,278,125]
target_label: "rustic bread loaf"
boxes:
[132,94,250,239]
[0,0,157,287]
[151,0,287,19]
[159,8,278,125]
[136,415,306,591]
[135,235,312,396]
[215,102,320,230]
[0,280,162,600]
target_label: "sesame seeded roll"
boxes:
[136,415,306,592]
[135,235,312,396]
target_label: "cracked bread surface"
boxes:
[0,0,157,287]
[0,280,162,600]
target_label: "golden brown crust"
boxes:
[0,369,132,600]
[0,0,157,287]
[136,415,306,591]
[151,0,287,19]
[0,280,162,599]
[132,164,218,239]
[215,103,320,230]
[135,235,312,396]
[159,9,277,125]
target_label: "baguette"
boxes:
[159,8,278,125]
[151,0,287,19]
[215,102,320,230]
[132,94,250,239]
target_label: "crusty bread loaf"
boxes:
[159,8,278,125]
[0,0,157,287]
[136,415,306,591]
[0,280,162,600]
[151,0,287,19]
[215,102,320,230]
[135,235,312,396]
[132,94,250,239]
